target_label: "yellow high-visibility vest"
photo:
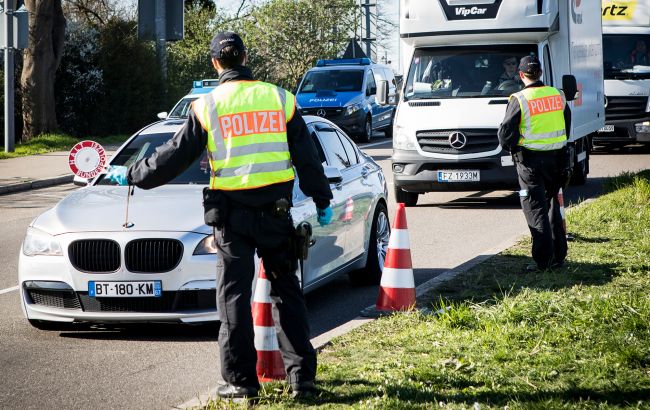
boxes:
[192,81,296,190]
[510,86,568,151]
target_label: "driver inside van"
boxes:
[497,56,522,85]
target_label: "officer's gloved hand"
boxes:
[105,165,129,186]
[316,206,333,226]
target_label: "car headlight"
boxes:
[22,227,62,256]
[193,234,217,255]
[393,125,418,151]
[346,102,362,116]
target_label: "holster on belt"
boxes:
[202,188,229,229]
[293,221,313,261]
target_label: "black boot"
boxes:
[291,380,317,399]
[217,384,259,402]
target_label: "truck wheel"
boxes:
[348,202,389,286]
[394,185,418,207]
[358,116,372,143]
[570,140,589,186]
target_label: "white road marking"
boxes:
[0,286,19,295]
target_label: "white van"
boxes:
[595,0,650,146]
[378,0,604,206]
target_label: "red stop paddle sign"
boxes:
[68,140,107,179]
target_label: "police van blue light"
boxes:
[158,79,219,120]
[296,59,396,143]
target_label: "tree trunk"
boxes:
[21,0,66,141]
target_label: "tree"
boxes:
[241,0,357,90]
[21,0,66,140]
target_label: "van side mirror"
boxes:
[157,112,168,120]
[562,75,578,102]
[324,166,343,184]
[376,80,389,106]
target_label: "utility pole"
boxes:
[4,0,15,152]
[360,0,376,61]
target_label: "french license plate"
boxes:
[88,281,162,297]
[598,125,614,132]
[438,170,480,182]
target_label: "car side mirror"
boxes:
[376,80,390,106]
[324,166,343,184]
[562,75,578,102]
[157,112,168,120]
[73,175,89,187]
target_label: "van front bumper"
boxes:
[391,149,519,192]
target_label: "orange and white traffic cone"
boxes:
[252,263,286,382]
[361,203,416,317]
[556,188,574,241]
[340,197,354,223]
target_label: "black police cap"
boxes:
[519,55,542,75]
[210,31,246,59]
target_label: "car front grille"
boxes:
[124,239,183,273]
[77,290,215,313]
[416,129,499,155]
[26,289,82,310]
[300,107,345,119]
[69,240,121,273]
[605,96,649,121]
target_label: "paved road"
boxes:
[0,142,647,409]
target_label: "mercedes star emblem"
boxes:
[316,109,326,117]
[448,132,467,149]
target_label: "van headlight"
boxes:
[393,125,418,151]
[346,102,362,116]
[635,121,650,134]
[193,234,217,255]
[22,227,62,256]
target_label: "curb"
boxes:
[0,175,74,196]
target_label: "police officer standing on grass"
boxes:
[105,32,333,400]
[498,56,572,272]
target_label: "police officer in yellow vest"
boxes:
[106,32,333,400]
[498,56,571,272]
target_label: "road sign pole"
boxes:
[4,2,15,153]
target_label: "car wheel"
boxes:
[358,116,372,143]
[394,185,418,207]
[348,202,390,286]
[28,319,73,331]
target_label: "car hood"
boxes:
[33,185,212,235]
[297,91,361,108]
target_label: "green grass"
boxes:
[203,171,650,409]
[0,133,129,159]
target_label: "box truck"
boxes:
[595,0,650,146]
[379,0,604,206]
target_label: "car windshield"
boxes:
[603,34,650,79]
[168,97,198,118]
[404,45,538,100]
[96,133,210,185]
[299,70,364,93]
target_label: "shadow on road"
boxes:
[58,322,218,341]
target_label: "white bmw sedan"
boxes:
[19,116,390,329]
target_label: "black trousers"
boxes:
[515,150,568,269]
[215,207,316,389]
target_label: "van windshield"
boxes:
[299,70,364,93]
[168,96,198,118]
[404,46,538,100]
[603,34,650,79]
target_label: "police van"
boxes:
[296,58,397,142]
[376,0,604,206]
[157,79,219,120]
[595,0,650,147]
